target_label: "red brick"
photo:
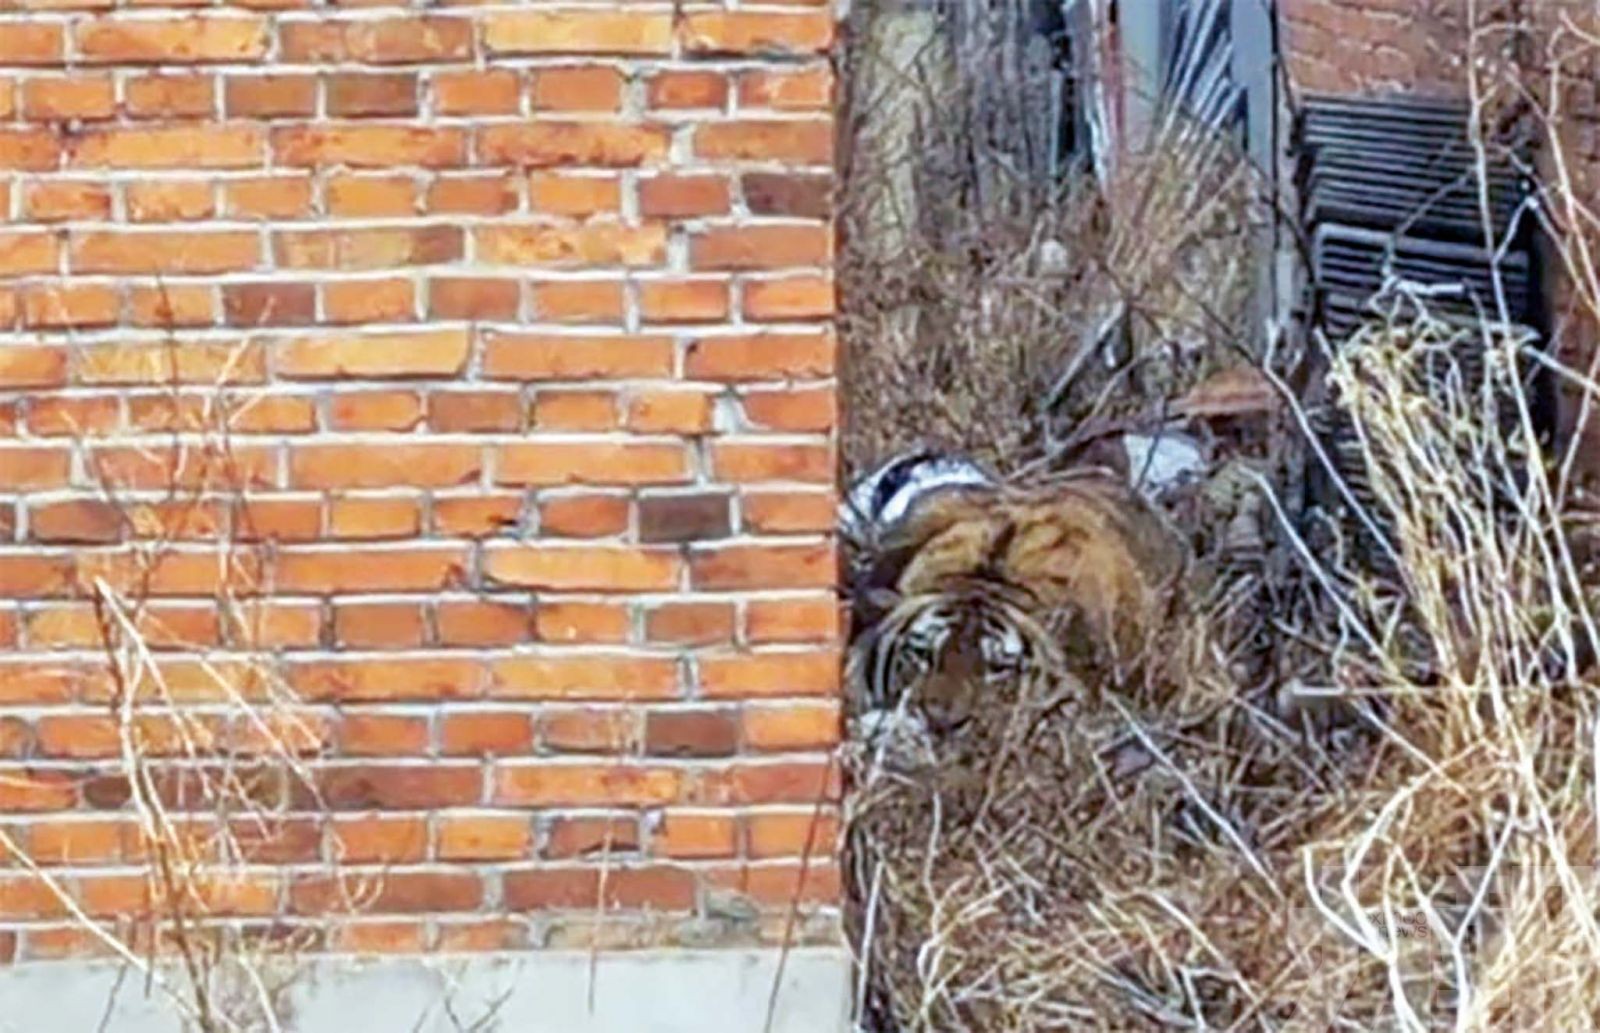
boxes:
[338,711,430,754]
[485,334,674,380]
[495,442,687,486]
[680,12,833,55]
[476,224,664,268]
[742,386,836,431]
[646,603,736,646]
[279,328,470,379]
[433,496,520,538]
[746,597,839,643]
[20,284,119,330]
[22,76,115,120]
[438,815,531,861]
[602,866,697,909]
[428,174,516,215]
[530,491,624,538]
[658,812,737,858]
[743,172,832,217]
[23,182,110,222]
[437,920,525,953]
[334,602,427,649]
[683,332,834,380]
[712,441,833,482]
[275,547,467,594]
[495,763,678,807]
[291,441,477,488]
[328,496,422,538]
[331,816,428,863]
[436,600,529,647]
[127,74,215,118]
[333,922,426,954]
[224,176,312,219]
[478,124,670,168]
[295,659,480,706]
[484,12,673,55]
[484,545,679,592]
[638,493,730,543]
[319,765,480,810]
[630,390,716,434]
[699,651,839,699]
[327,72,419,117]
[126,284,217,327]
[746,811,840,858]
[0,448,71,490]
[695,120,833,162]
[71,231,257,274]
[534,601,629,644]
[0,233,59,276]
[126,180,215,222]
[648,71,727,109]
[531,67,624,111]
[544,817,639,859]
[692,225,831,270]
[76,17,269,63]
[530,390,615,435]
[0,130,59,172]
[534,281,624,325]
[223,74,315,117]
[528,172,621,217]
[324,278,415,323]
[740,67,834,110]
[744,274,834,319]
[434,70,520,115]
[292,871,481,914]
[326,173,416,216]
[30,500,121,544]
[273,226,462,269]
[640,279,730,324]
[691,543,834,590]
[0,24,65,66]
[222,282,315,327]
[69,126,263,169]
[702,760,840,806]
[645,708,738,756]
[640,175,730,217]
[430,277,519,321]
[76,341,266,385]
[280,17,473,64]
[492,656,677,702]
[430,390,523,432]
[441,711,533,756]
[500,868,600,911]
[272,126,466,168]
[0,771,76,812]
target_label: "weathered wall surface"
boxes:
[1279,0,1469,96]
[0,0,844,978]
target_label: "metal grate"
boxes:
[1297,92,1534,337]
[1296,94,1541,577]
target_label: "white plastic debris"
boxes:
[1122,431,1205,495]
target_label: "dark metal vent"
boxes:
[1296,94,1542,578]
[1297,93,1534,338]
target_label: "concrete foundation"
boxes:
[0,948,853,1033]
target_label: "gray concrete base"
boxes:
[0,948,853,1033]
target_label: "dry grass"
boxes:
[837,0,1265,479]
[841,3,1600,1030]
[0,330,323,1032]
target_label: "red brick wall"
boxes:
[1280,0,1469,96]
[0,3,841,959]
